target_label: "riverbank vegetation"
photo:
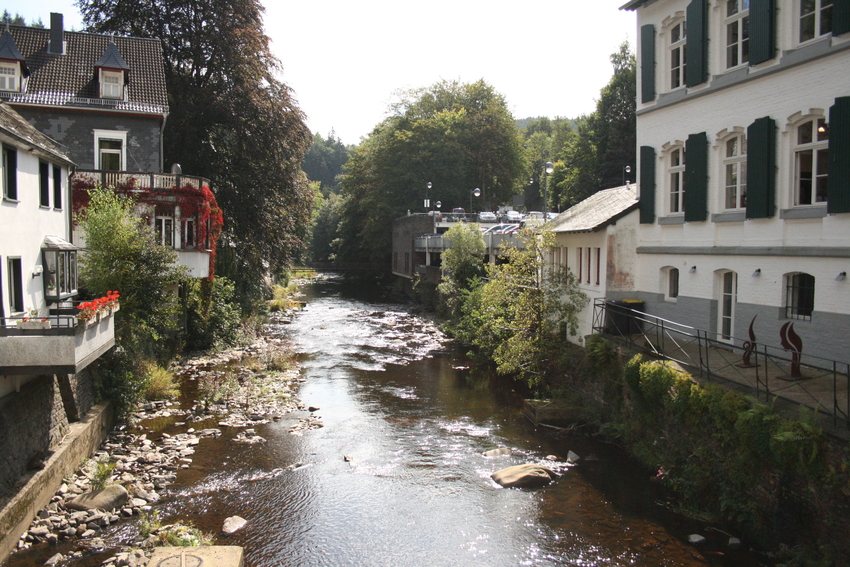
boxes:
[425,225,850,564]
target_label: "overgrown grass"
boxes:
[89,458,116,491]
[268,282,300,312]
[143,363,180,400]
[139,510,214,547]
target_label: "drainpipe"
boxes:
[160,113,168,172]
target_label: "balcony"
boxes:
[0,307,117,376]
[72,170,209,192]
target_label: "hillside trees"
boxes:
[78,0,313,302]
[336,80,526,265]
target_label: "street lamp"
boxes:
[623,165,631,186]
[544,162,554,216]
[470,187,481,213]
[425,181,432,210]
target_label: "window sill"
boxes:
[779,207,827,219]
[39,205,51,209]
[712,211,746,223]
[659,215,685,225]
[2,197,19,204]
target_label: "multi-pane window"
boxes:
[724,135,747,209]
[43,249,78,300]
[2,145,17,200]
[719,271,737,341]
[800,0,833,43]
[98,139,123,171]
[726,0,750,68]
[183,219,196,249]
[786,272,815,320]
[155,216,175,248]
[39,161,50,207]
[795,118,828,205]
[670,21,687,89]
[101,70,123,98]
[0,64,20,91]
[669,147,686,213]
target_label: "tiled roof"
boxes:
[0,102,74,165]
[94,41,131,71]
[7,24,167,114]
[549,185,639,233]
[0,28,28,73]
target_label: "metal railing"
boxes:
[592,298,850,429]
[0,315,79,336]
[73,170,210,191]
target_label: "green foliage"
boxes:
[185,277,242,351]
[450,228,587,388]
[80,0,313,304]
[143,363,179,401]
[436,223,486,315]
[90,458,116,491]
[139,510,213,547]
[337,79,526,265]
[302,131,351,191]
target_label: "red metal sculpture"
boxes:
[779,321,804,380]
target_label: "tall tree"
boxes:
[78,0,313,302]
[337,80,525,265]
[302,131,351,193]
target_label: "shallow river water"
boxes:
[6,276,771,566]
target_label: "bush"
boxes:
[143,363,179,400]
[185,277,242,351]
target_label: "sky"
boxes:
[5,0,635,146]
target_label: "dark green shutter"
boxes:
[749,0,776,65]
[686,0,708,87]
[640,24,656,103]
[828,97,850,214]
[835,0,850,35]
[684,132,708,222]
[639,146,656,224]
[746,116,777,219]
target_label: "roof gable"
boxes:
[0,27,29,75]
[4,24,167,113]
[549,185,639,233]
[0,102,73,165]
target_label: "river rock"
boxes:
[491,464,558,488]
[567,451,580,464]
[45,552,64,566]
[67,484,129,511]
[688,534,707,544]
[483,447,511,457]
[222,515,248,534]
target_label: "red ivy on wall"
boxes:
[72,175,224,279]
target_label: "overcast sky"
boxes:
[7,0,635,146]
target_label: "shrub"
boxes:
[143,363,179,400]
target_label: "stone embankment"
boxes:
[12,335,311,567]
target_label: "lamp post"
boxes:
[544,162,554,217]
[623,165,631,186]
[470,187,481,214]
[424,181,432,211]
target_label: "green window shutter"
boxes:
[640,146,656,224]
[684,132,708,222]
[686,0,708,87]
[749,0,776,65]
[746,116,777,219]
[640,24,656,103]
[835,0,850,35]
[828,97,850,214]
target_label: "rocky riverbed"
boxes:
[12,334,309,567]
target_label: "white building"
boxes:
[621,0,850,364]
[549,185,640,343]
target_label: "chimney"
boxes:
[49,13,64,55]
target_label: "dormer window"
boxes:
[0,62,20,92]
[100,69,124,99]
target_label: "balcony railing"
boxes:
[0,306,118,375]
[72,170,210,192]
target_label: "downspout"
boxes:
[160,112,168,172]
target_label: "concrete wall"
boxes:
[392,214,435,278]
[17,108,163,173]
[0,376,69,499]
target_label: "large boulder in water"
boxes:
[491,464,557,488]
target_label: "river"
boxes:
[5,275,769,566]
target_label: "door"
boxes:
[718,270,737,343]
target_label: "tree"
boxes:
[337,80,526,265]
[436,223,486,315]
[302,131,351,193]
[78,0,313,303]
[454,228,587,388]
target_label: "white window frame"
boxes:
[669,18,687,90]
[663,267,680,302]
[100,69,124,99]
[799,0,834,44]
[785,272,815,320]
[0,62,21,92]
[722,132,747,210]
[93,129,127,171]
[725,0,750,69]
[155,215,175,248]
[7,256,24,315]
[793,116,828,206]
[2,144,17,201]
[667,145,686,214]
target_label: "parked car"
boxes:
[452,207,466,214]
[477,211,497,222]
[483,223,516,235]
[504,210,522,222]
[524,211,544,220]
